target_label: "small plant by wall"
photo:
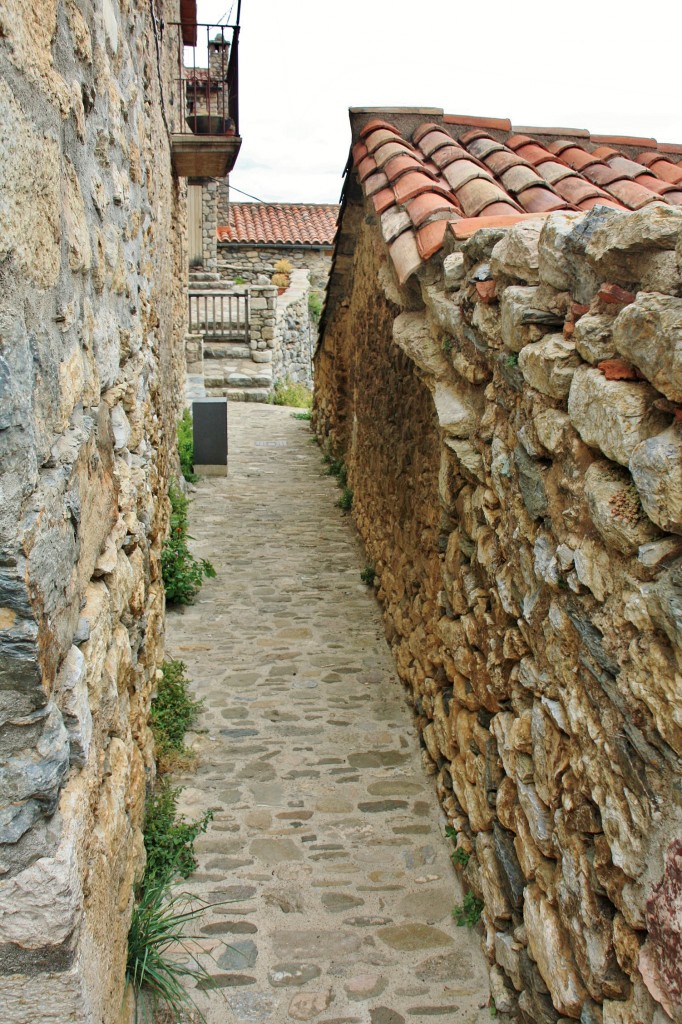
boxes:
[161,483,216,604]
[270,377,313,409]
[151,660,203,774]
[453,891,484,928]
[177,408,197,483]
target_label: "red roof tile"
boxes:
[345,110,682,286]
[218,203,339,246]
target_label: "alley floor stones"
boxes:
[164,403,490,1024]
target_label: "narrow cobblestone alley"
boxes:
[165,403,490,1024]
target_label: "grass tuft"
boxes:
[162,483,216,605]
[271,377,313,409]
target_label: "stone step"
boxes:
[189,271,222,283]
[203,342,252,360]
[204,385,270,401]
[204,359,272,390]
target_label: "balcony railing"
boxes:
[169,20,242,179]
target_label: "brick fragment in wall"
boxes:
[313,205,682,1024]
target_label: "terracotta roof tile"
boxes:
[384,153,430,183]
[219,203,339,246]
[389,229,422,284]
[552,176,603,205]
[447,114,512,132]
[515,143,556,166]
[394,170,450,204]
[431,145,474,170]
[412,122,443,144]
[373,140,417,167]
[357,155,378,182]
[419,129,458,157]
[551,144,600,172]
[442,161,493,191]
[515,187,569,213]
[606,179,661,209]
[457,177,519,217]
[372,188,397,215]
[637,156,682,184]
[365,128,411,154]
[501,164,547,192]
[346,111,682,286]
[363,170,390,197]
[416,219,450,260]
[485,150,528,176]
[359,119,403,139]
[405,191,460,227]
[381,206,412,244]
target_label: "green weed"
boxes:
[337,487,353,512]
[453,891,484,927]
[126,877,211,1023]
[162,483,216,605]
[151,661,203,774]
[308,290,323,324]
[271,377,313,409]
[292,410,312,421]
[360,565,376,587]
[506,352,519,367]
[177,409,196,483]
[142,784,212,893]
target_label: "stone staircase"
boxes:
[188,271,272,402]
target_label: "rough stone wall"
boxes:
[218,243,333,288]
[315,204,682,1024]
[273,269,314,385]
[201,180,219,270]
[0,0,186,1020]
[248,282,278,363]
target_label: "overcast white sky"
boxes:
[198,0,682,205]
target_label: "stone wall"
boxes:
[218,243,333,289]
[0,0,186,1020]
[273,270,314,385]
[201,180,219,270]
[248,282,278,364]
[314,204,682,1024]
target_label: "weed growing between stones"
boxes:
[327,457,345,478]
[292,410,312,421]
[308,289,323,325]
[445,825,471,868]
[151,661,203,774]
[177,409,197,483]
[270,376,313,409]
[453,891,484,927]
[126,878,212,1023]
[506,352,519,367]
[360,564,376,586]
[337,486,353,512]
[142,785,212,892]
[162,483,216,605]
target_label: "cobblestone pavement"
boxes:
[165,403,490,1024]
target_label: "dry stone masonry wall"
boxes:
[218,242,333,289]
[314,203,682,1024]
[0,0,186,1019]
[273,269,314,385]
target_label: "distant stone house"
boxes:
[216,201,339,288]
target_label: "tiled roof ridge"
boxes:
[348,112,682,287]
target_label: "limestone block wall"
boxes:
[218,243,333,289]
[0,0,186,1020]
[314,205,682,1024]
[273,269,314,385]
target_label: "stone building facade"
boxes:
[315,109,682,1024]
[0,1,188,1020]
